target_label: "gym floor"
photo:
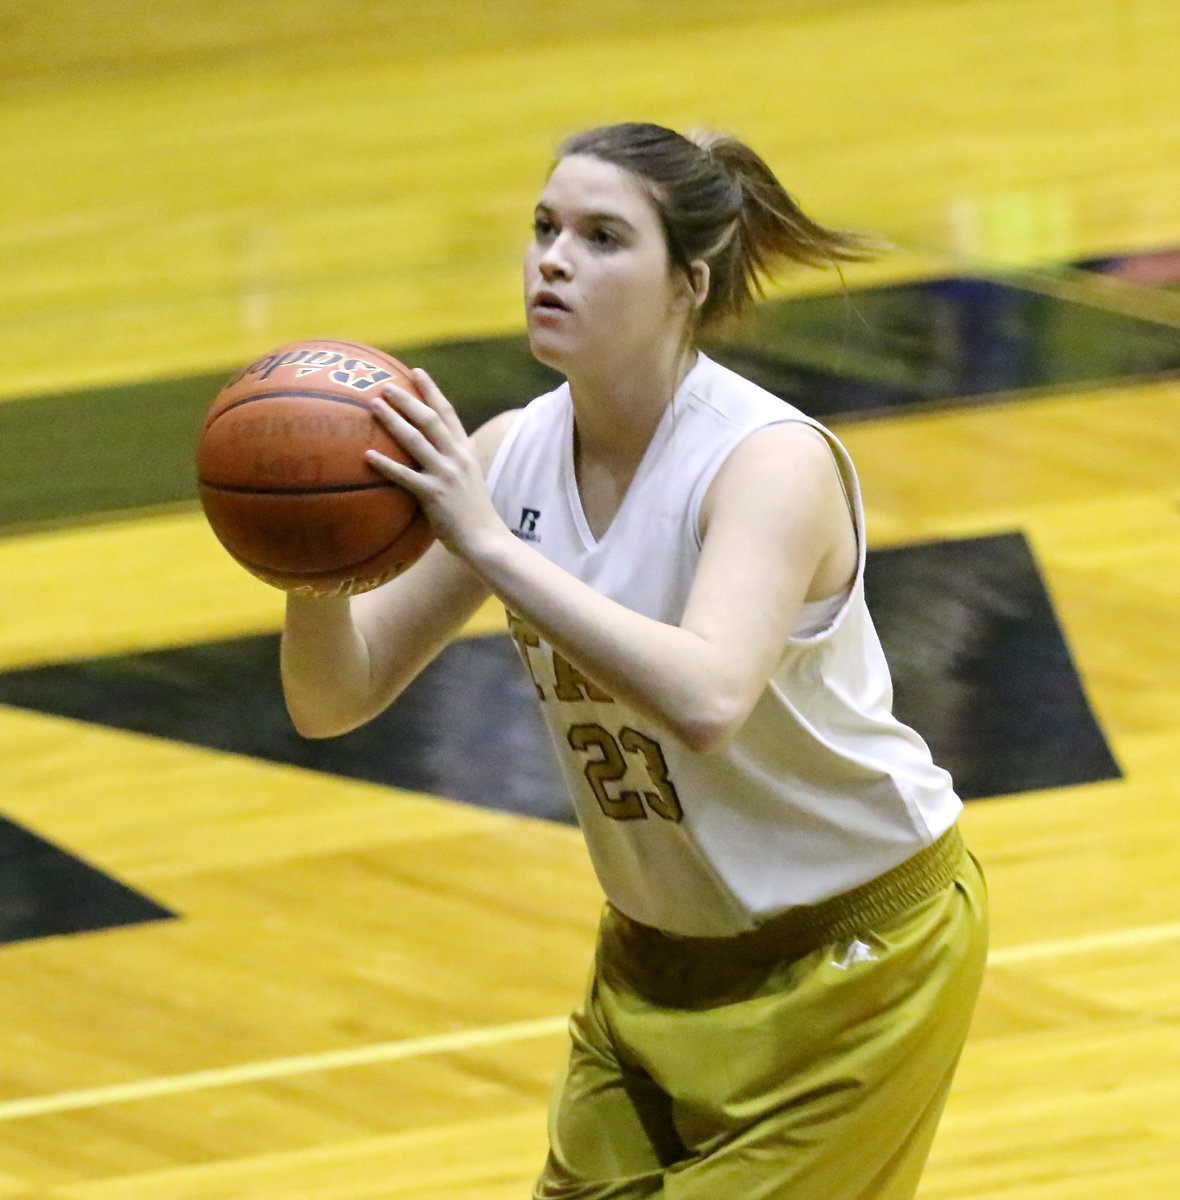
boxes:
[1,2,1178,1196]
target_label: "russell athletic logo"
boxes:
[514,508,542,543]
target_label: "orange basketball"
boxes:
[197,338,433,597]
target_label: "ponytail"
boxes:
[557,122,880,332]
[688,130,879,327]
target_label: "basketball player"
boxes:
[281,122,988,1199]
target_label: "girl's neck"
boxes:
[566,344,698,467]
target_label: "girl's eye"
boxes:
[533,217,556,239]
[589,228,617,248]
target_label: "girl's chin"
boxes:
[526,331,577,373]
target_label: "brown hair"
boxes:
[557,122,878,332]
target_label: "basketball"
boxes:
[197,338,434,597]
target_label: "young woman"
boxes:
[281,122,988,1200]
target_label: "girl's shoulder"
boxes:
[471,407,524,472]
[686,354,811,428]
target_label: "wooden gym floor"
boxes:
[1,1,1179,1196]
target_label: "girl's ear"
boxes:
[688,260,711,310]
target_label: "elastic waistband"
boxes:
[604,825,966,975]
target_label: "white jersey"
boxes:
[486,353,961,936]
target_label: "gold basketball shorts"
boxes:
[534,826,988,1200]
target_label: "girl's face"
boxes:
[523,154,694,376]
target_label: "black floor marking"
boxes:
[0,341,560,534]
[714,273,1180,419]
[4,260,1179,535]
[0,817,174,947]
[863,531,1120,797]
[1,637,570,824]
[0,533,1120,856]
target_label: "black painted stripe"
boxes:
[0,532,1121,818]
[4,254,1178,537]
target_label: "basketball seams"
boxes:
[205,389,376,428]
[197,480,392,496]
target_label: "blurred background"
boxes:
[1,2,1178,1197]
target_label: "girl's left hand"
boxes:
[365,369,507,560]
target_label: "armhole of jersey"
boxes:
[688,416,866,644]
[791,422,867,645]
[484,404,529,495]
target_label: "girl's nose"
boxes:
[537,234,573,281]
[539,257,570,281]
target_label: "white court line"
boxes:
[0,1016,568,1122]
[986,919,1180,965]
[2,920,1179,1122]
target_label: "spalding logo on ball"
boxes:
[197,338,433,598]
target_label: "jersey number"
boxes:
[566,724,684,823]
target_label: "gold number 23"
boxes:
[566,724,684,823]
